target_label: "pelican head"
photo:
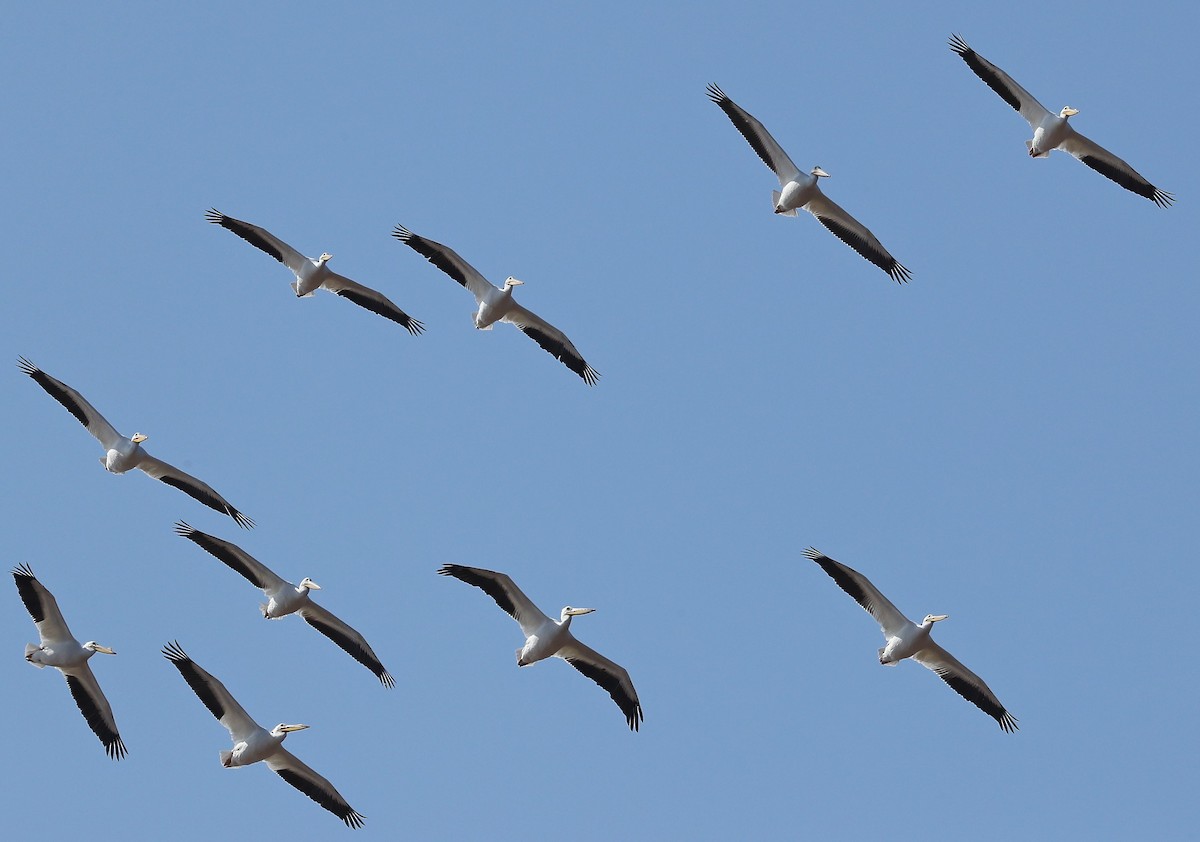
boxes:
[560,606,596,621]
[318,252,333,264]
[922,614,949,625]
[1059,106,1079,118]
[299,577,322,591]
[130,432,148,444]
[84,641,117,655]
[504,276,525,289]
[811,166,831,178]
[271,723,310,738]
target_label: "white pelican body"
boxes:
[261,578,319,619]
[706,83,912,283]
[949,34,1173,207]
[393,225,599,384]
[13,564,126,759]
[207,209,425,334]
[174,523,394,687]
[18,357,253,528]
[222,720,307,769]
[516,605,589,667]
[439,564,642,730]
[877,613,945,666]
[99,432,145,473]
[774,167,831,217]
[806,548,1018,733]
[162,642,365,828]
[1027,108,1078,160]
[472,276,523,331]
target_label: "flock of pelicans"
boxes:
[13,35,1172,828]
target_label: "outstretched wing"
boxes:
[173,522,283,591]
[12,563,76,645]
[557,639,643,731]
[913,640,1018,733]
[162,641,261,743]
[1059,131,1174,207]
[267,746,366,829]
[63,663,127,759]
[804,195,911,283]
[139,454,253,529]
[206,209,312,275]
[393,225,497,304]
[320,271,425,335]
[805,548,913,638]
[18,357,124,450]
[948,34,1052,130]
[437,564,551,637]
[706,83,801,185]
[298,602,395,687]
[502,302,599,385]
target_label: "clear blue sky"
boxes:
[3,2,1196,839]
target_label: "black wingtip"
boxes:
[230,508,255,529]
[947,33,971,56]
[162,640,189,663]
[705,82,727,104]
[106,736,129,760]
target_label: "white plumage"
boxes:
[394,226,599,384]
[707,83,912,283]
[162,641,366,828]
[807,548,1017,732]
[174,522,394,687]
[13,564,126,759]
[439,564,642,729]
[949,34,1173,207]
[207,209,425,333]
[18,357,253,528]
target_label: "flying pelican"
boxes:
[438,564,642,729]
[13,564,126,759]
[706,83,912,283]
[162,641,365,828]
[948,34,1173,207]
[18,357,253,529]
[806,548,1017,732]
[393,225,599,384]
[207,209,425,334]
[174,522,394,687]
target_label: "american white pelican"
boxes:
[706,83,912,283]
[207,209,425,334]
[393,225,599,384]
[174,522,394,687]
[13,564,126,759]
[162,641,365,828]
[438,564,642,729]
[806,548,1017,732]
[948,34,1174,207]
[18,357,253,529]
